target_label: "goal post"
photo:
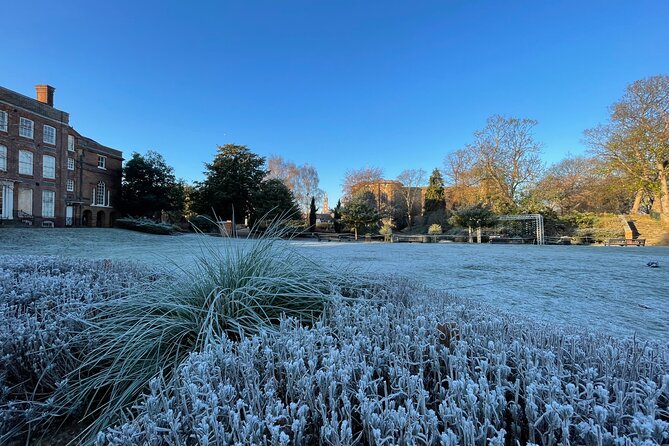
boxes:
[496,214,545,245]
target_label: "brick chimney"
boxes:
[35,84,55,107]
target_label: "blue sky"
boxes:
[3,0,668,203]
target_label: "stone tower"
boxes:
[322,192,329,214]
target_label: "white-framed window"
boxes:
[19,150,33,175]
[67,157,75,170]
[97,155,106,169]
[94,181,106,206]
[43,125,56,145]
[0,111,7,132]
[0,145,6,171]
[66,179,75,192]
[19,117,34,139]
[43,155,56,179]
[68,134,75,151]
[42,190,55,218]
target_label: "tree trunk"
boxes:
[468,226,473,243]
[477,226,482,243]
[658,164,669,221]
[631,189,644,215]
[354,227,358,240]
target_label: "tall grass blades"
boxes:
[51,222,358,443]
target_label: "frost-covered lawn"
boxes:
[3,254,668,445]
[1,228,668,340]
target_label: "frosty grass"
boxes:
[1,255,668,445]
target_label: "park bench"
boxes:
[314,233,355,242]
[604,238,646,246]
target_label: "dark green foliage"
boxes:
[188,215,219,233]
[424,168,446,213]
[333,200,342,233]
[120,151,184,220]
[309,196,317,232]
[252,179,301,224]
[191,145,266,223]
[341,191,380,240]
[450,203,497,229]
[115,217,176,235]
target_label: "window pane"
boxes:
[43,125,56,144]
[0,112,7,132]
[19,118,34,138]
[0,145,6,171]
[43,155,55,179]
[67,157,75,170]
[67,179,75,192]
[95,182,106,206]
[42,190,55,218]
[19,151,33,175]
[68,135,75,151]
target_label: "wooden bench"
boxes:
[314,233,355,242]
[604,238,646,246]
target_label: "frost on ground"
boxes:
[1,255,667,445]
[98,284,669,446]
[1,228,668,340]
[0,255,149,438]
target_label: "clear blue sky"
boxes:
[3,0,668,203]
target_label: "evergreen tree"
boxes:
[121,151,184,220]
[192,145,266,223]
[252,178,301,224]
[450,203,497,243]
[333,200,342,233]
[341,191,380,240]
[424,168,446,213]
[309,196,317,232]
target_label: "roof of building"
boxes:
[69,127,123,159]
[0,86,70,124]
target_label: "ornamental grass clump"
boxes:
[47,221,359,443]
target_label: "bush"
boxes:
[98,285,669,446]
[378,223,393,241]
[115,217,175,235]
[428,223,442,235]
[188,214,219,233]
[44,223,361,442]
[0,256,148,442]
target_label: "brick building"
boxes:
[0,84,122,228]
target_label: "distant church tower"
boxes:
[322,192,329,214]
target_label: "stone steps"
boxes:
[627,215,669,246]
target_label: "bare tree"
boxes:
[266,155,323,216]
[292,163,323,216]
[267,155,299,185]
[443,148,478,207]
[396,168,426,228]
[585,75,669,219]
[469,115,544,209]
[341,166,384,198]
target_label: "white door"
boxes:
[1,184,13,219]
[66,206,73,226]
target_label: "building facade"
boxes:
[0,84,122,228]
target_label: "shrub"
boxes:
[115,217,175,235]
[47,223,361,442]
[0,256,148,442]
[188,214,219,233]
[378,223,393,241]
[428,223,442,235]
[97,285,669,446]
